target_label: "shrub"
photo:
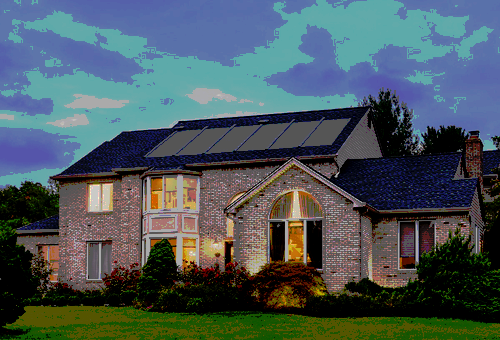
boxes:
[106,293,121,307]
[102,262,141,297]
[344,278,383,297]
[154,288,189,312]
[80,289,105,306]
[120,290,137,306]
[408,228,500,321]
[178,261,250,289]
[246,261,327,311]
[137,239,178,305]
[0,224,39,329]
[30,251,54,296]
[186,298,207,314]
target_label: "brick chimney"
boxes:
[465,130,483,190]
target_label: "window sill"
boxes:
[86,279,104,282]
[145,209,199,214]
[87,211,113,214]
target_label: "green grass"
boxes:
[2,306,500,340]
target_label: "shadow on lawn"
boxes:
[0,326,31,338]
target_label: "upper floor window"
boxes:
[399,220,435,269]
[88,183,113,212]
[147,175,199,212]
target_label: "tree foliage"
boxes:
[420,125,469,155]
[0,180,59,230]
[358,88,420,157]
[409,228,500,320]
[137,239,178,305]
[0,224,39,329]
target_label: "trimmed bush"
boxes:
[246,261,327,311]
[102,262,141,297]
[137,239,178,305]
[120,290,137,306]
[409,228,500,320]
[344,278,383,297]
[0,224,39,328]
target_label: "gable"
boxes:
[225,157,371,214]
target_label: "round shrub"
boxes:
[410,228,500,321]
[247,261,328,311]
[137,239,178,305]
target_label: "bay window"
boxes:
[146,175,198,212]
[147,237,198,269]
[399,221,435,269]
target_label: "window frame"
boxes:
[37,244,59,282]
[398,220,436,270]
[86,241,112,281]
[268,217,323,270]
[144,174,200,213]
[143,234,200,269]
[182,215,198,233]
[87,182,113,212]
[149,214,178,233]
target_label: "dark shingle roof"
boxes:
[330,153,478,210]
[17,215,59,231]
[484,150,500,175]
[55,107,369,177]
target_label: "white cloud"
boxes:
[64,94,129,109]
[0,114,14,120]
[238,99,253,103]
[186,88,238,104]
[259,102,265,106]
[46,114,89,127]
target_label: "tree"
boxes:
[0,224,39,331]
[492,136,500,150]
[358,88,420,157]
[0,180,59,231]
[484,144,500,270]
[420,125,469,155]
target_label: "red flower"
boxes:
[113,260,118,264]
[237,285,242,289]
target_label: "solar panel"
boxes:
[147,129,201,157]
[206,125,260,154]
[269,121,321,149]
[301,118,350,147]
[237,123,290,151]
[177,127,232,155]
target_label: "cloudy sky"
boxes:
[1,0,498,189]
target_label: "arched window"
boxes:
[269,191,323,269]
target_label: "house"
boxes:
[16,106,497,293]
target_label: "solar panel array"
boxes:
[147,118,351,157]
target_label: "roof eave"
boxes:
[51,167,152,180]
[376,207,471,214]
[185,154,339,168]
[17,229,59,234]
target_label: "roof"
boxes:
[17,215,59,233]
[330,152,478,211]
[484,150,500,176]
[54,107,370,177]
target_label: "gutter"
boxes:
[17,229,59,234]
[51,167,151,180]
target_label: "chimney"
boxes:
[465,130,483,190]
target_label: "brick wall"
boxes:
[372,213,473,288]
[58,174,142,291]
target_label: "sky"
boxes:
[1,0,499,190]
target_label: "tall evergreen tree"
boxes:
[420,125,469,155]
[484,139,500,269]
[358,88,420,157]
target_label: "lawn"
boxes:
[2,306,500,340]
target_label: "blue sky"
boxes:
[1,0,498,189]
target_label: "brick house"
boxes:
[16,106,498,293]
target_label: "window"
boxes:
[164,176,177,209]
[147,238,198,269]
[87,241,112,280]
[146,175,198,211]
[399,221,435,269]
[269,191,323,269]
[38,245,59,282]
[183,176,198,210]
[88,183,113,212]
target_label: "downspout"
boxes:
[360,213,362,281]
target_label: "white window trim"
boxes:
[143,234,200,269]
[144,175,200,213]
[267,218,323,270]
[88,183,113,212]
[182,215,198,233]
[86,241,111,281]
[398,220,436,270]
[149,214,178,233]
